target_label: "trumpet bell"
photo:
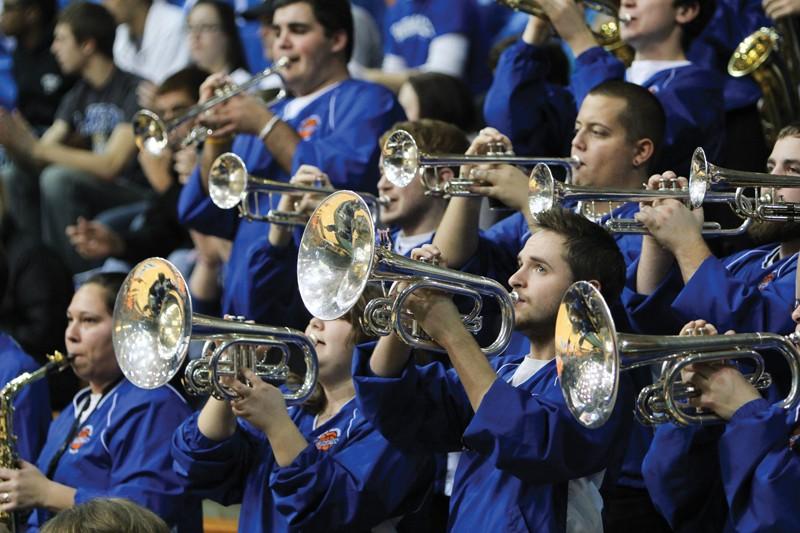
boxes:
[689,147,710,209]
[209,152,249,209]
[728,27,778,78]
[555,281,619,429]
[297,190,376,320]
[112,257,190,389]
[133,109,169,156]
[528,163,556,216]
[382,130,420,187]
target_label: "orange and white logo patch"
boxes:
[298,115,321,140]
[69,425,93,454]
[315,428,341,452]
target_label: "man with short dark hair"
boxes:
[0,2,148,273]
[353,208,632,531]
[178,0,405,326]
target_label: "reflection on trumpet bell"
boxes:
[112,257,318,402]
[297,190,515,356]
[208,152,388,226]
[556,281,800,428]
[133,56,291,156]
[383,129,579,193]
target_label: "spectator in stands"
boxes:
[65,66,207,271]
[0,2,150,274]
[102,0,190,107]
[362,0,490,94]
[187,0,249,81]
[0,0,75,132]
[398,72,477,133]
[178,0,405,327]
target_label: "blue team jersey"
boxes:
[352,346,633,532]
[171,398,434,532]
[29,380,200,532]
[644,397,800,532]
[0,334,51,464]
[178,79,405,324]
[570,46,725,176]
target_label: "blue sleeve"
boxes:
[569,46,626,107]
[73,395,193,526]
[270,420,434,530]
[483,40,576,156]
[642,423,728,530]
[718,399,800,532]
[672,256,796,334]
[620,257,687,334]
[177,166,239,240]
[462,374,632,484]
[240,238,310,329]
[352,343,473,453]
[171,412,259,506]
[291,89,405,194]
[14,379,51,464]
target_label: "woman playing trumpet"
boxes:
[171,293,435,532]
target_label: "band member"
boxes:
[0,273,200,531]
[627,122,800,335]
[171,294,434,531]
[353,209,632,531]
[642,318,800,532]
[178,0,404,325]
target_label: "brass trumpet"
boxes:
[556,281,800,428]
[382,129,580,192]
[208,152,389,225]
[528,163,751,235]
[112,257,318,402]
[296,191,516,356]
[133,57,290,156]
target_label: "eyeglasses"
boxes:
[187,23,222,35]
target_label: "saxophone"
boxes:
[0,351,69,532]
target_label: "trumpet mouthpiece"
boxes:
[510,291,520,304]
[619,13,632,23]
[377,195,391,206]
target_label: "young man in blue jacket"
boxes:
[353,208,633,532]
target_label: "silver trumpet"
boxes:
[133,57,290,156]
[528,163,752,235]
[689,146,800,221]
[556,281,800,428]
[296,190,516,355]
[382,129,580,191]
[112,257,318,402]
[208,152,389,225]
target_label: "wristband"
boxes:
[258,114,281,142]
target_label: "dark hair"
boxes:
[587,80,666,172]
[190,0,250,73]
[777,122,800,141]
[57,2,116,60]
[17,0,58,27]
[673,0,715,50]
[531,209,625,302]
[81,272,127,315]
[41,498,168,533]
[404,72,477,132]
[271,0,354,61]
[156,66,210,101]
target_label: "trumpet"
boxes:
[133,57,290,156]
[556,281,800,428]
[382,129,580,192]
[528,163,752,236]
[296,190,516,355]
[208,152,389,225]
[112,257,318,402]
[689,146,800,221]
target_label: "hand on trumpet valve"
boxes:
[229,368,289,433]
[461,127,513,179]
[678,319,718,337]
[467,165,530,212]
[680,361,760,421]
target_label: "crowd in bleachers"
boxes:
[0,0,800,530]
